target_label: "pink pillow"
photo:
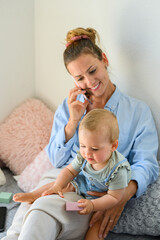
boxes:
[0,98,54,175]
[18,148,53,192]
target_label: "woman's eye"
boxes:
[89,69,96,74]
[78,77,84,81]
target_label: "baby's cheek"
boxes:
[96,152,104,161]
[80,149,85,159]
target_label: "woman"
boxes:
[3,27,159,240]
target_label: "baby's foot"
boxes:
[13,192,36,203]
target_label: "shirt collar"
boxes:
[104,85,121,112]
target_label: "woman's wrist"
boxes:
[126,180,138,201]
[65,118,79,142]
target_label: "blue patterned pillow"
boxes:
[112,174,160,236]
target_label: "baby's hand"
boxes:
[77,199,94,214]
[42,184,64,198]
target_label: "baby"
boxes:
[14,109,131,240]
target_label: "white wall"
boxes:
[0,0,35,122]
[35,0,160,157]
[1,0,160,157]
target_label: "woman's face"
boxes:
[67,54,110,98]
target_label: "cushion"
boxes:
[112,174,160,236]
[18,148,53,192]
[0,98,54,175]
[0,168,6,186]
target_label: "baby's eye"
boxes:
[80,145,85,148]
[92,148,99,151]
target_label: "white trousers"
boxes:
[2,169,90,240]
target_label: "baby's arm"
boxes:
[13,164,78,202]
[42,164,78,197]
[78,188,125,214]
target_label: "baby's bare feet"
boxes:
[13,192,36,204]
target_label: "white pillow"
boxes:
[18,148,53,192]
[0,168,6,186]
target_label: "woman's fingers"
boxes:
[68,87,85,103]
[89,211,104,227]
[99,212,112,238]
[68,87,89,121]
[99,204,125,238]
[89,202,125,238]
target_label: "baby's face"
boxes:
[79,129,113,169]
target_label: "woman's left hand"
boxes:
[87,180,137,238]
[90,202,125,238]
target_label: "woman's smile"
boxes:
[90,82,100,91]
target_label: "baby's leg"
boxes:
[85,219,104,240]
[13,182,54,203]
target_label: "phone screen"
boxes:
[0,207,7,232]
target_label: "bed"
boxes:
[0,98,160,239]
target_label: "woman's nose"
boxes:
[85,77,95,88]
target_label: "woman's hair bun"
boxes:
[66,27,98,46]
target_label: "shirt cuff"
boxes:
[131,169,147,198]
[56,125,77,149]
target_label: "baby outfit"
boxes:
[71,150,131,199]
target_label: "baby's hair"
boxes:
[79,109,119,143]
[63,27,103,68]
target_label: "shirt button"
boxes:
[105,182,109,186]
[89,177,93,181]
[91,183,95,186]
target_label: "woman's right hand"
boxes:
[68,86,89,122]
[65,86,89,142]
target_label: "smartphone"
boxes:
[0,207,7,232]
[74,79,93,104]
[83,91,92,104]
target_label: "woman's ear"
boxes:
[102,52,109,66]
[111,139,118,152]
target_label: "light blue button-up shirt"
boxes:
[46,86,159,198]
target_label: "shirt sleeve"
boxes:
[117,96,159,198]
[129,104,159,197]
[45,98,79,168]
[71,152,84,172]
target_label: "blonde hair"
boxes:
[66,27,98,45]
[63,27,103,67]
[79,109,119,143]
